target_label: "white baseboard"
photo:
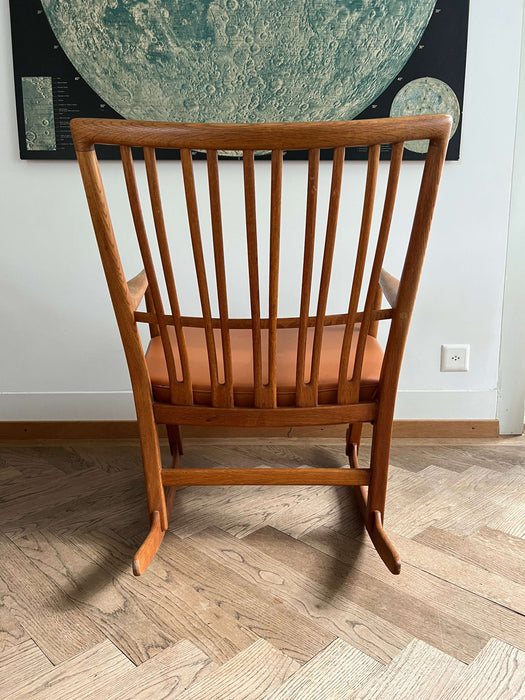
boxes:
[0,389,497,422]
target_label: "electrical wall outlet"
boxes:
[441,344,470,372]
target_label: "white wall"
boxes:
[1,0,522,422]
[498,2,525,434]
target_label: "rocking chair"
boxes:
[71,115,451,575]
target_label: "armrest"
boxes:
[379,268,399,308]
[127,269,148,311]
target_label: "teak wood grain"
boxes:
[71,114,451,575]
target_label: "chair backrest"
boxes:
[72,116,451,412]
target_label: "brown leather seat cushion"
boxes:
[146,325,383,407]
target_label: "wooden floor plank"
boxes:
[6,528,179,665]
[0,467,135,529]
[387,531,525,614]
[176,638,299,700]
[266,637,382,699]
[0,604,28,655]
[356,638,465,700]
[70,527,261,665]
[439,638,525,700]
[384,466,491,538]
[301,526,525,654]
[263,485,365,540]
[64,443,145,474]
[187,526,412,664]
[244,526,487,663]
[169,482,330,539]
[102,639,217,700]
[0,639,53,696]
[0,446,65,480]
[183,442,348,474]
[156,530,337,663]
[0,466,22,484]
[13,445,97,476]
[414,527,525,585]
[0,576,29,654]
[387,442,525,474]
[0,533,105,664]
[8,639,134,700]
[0,437,524,698]
[374,464,524,540]
[428,467,525,536]
[490,501,525,538]
[474,525,525,561]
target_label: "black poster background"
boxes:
[9,0,469,161]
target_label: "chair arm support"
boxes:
[379,268,399,308]
[127,269,148,312]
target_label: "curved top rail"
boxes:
[71,114,452,153]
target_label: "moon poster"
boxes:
[9,0,469,160]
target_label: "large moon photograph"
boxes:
[9,0,470,159]
[39,0,436,123]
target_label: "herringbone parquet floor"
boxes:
[0,436,524,698]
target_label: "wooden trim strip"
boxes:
[161,467,371,486]
[0,420,501,441]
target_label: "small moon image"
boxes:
[390,77,460,153]
[41,0,436,124]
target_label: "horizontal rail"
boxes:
[153,402,377,426]
[161,467,371,487]
[134,309,394,329]
[71,115,452,152]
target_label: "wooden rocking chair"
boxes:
[71,115,451,576]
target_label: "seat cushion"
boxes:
[145,325,383,407]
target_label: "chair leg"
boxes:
[345,423,363,457]
[354,487,401,575]
[164,438,181,519]
[133,426,182,576]
[132,412,172,576]
[133,440,181,576]
[166,424,184,457]
[133,511,165,576]
[347,424,401,575]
